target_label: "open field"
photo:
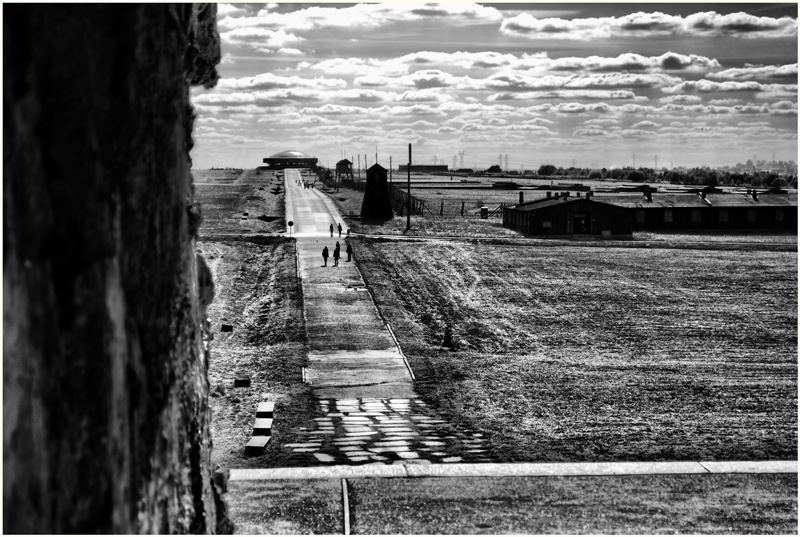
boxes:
[198,236,317,470]
[352,237,797,462]
[195,169,318,469]
[349,474,798,534]
[194,168,285,235]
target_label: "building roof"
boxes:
[267,150,315,159]
[510,197,623,212]
[705,192,797,207]
[509,191,798,211]
[593,193,709,209]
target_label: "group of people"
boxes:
[330,222,346,237]
[321,240,353,267]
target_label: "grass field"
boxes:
[194,168,285,236]
[198,236,318,470]
[194,169,319,469]
[353,237,797,462]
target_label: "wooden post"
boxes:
[440,200,443,216]
[461,201,465,217]
[407,143,411,231]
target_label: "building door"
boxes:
[573,212,591,234]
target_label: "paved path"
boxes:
[283,169,494,465]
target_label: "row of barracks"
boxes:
[502,190,797,237]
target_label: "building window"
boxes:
[692,210,701,224]
[776,209,785,222]
[748,209,756,223]
[664,210,673,223]
[719,209,729,223]
[542,221,551,228]
[636,210,645,224]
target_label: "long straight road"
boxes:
[281,168,493,465]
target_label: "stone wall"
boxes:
[3,4,224,533]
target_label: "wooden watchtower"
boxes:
[361,163,393,221]
[335,159,353,186]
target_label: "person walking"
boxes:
[322,246,329,267]
[329,223,334,237]
[337,223,342,237]
[346,243,353,262]
[333,245,340,266]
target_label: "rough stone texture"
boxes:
[4,4,223,533]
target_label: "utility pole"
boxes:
[389,156,392,184]
[407,143,411,232]
[633,152,636,168]
[655,155,658,171]
[357,154,360,181]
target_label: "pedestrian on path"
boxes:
[346,243,353,262]
[329,223,334,237]
[337,223,342,237]
[322,246,329,267]
[333,245,340,266]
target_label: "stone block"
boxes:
[245,436,271,455]
[256,401,274,418]
[253,418,273,436]
[234,378,250,388]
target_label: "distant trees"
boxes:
[538,164,557,176]
[626,170,646,182]
[486,164,502,173]
[588,170,603,179]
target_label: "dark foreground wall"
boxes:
[4,4,224,533]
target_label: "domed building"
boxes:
[262,150,318,170]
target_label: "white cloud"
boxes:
[217,4,248,17]
[216,74,347,91]
[583,118,620,126]
[630,120,660,129]
[488,89,647,101]
[219,2,503,32]
[299,57,409,77]
[516,51,720,74]
[707,98,741,106]
[501,11,797,40]
[663,80,798,96]
[486,72,680,91]
[221,27,304,50]
[708,63,798,81]
[277,48,305,56]
[660,94,703,104]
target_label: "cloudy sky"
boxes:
[190,2,798,170]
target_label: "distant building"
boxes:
[503,193,632,238]
[262,150,318,170]
[502,190,797,236]
[397,164,449,173]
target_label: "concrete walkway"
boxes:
[231,460,796,480]
[283,169,494,465]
